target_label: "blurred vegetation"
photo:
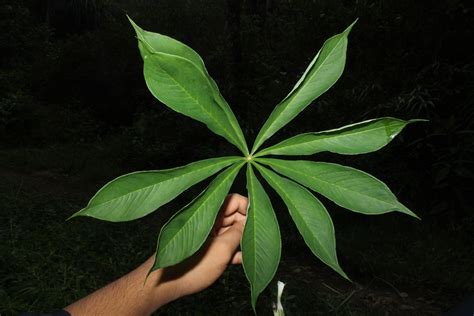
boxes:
[1,0,473,314]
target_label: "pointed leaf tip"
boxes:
[65,213,78,222]
[66,208,86,221]
[127,15,141,34]
[402,206,421,220]
[344,18,358,34]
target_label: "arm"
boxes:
[64,194,248,316]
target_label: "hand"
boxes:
[64,194,248,316]
[161,193,248,299]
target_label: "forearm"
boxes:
[64,194,247,315]
[65,256,178,316]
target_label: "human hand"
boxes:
[159,193,248,299]
[64,194,248,316]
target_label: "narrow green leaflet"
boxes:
[152,162,244,270]
[255,164,348,280]
[143,53,247,153]
[251,20,356,153]
[70,157,241,222]
[242,164,281,311]
[129,17,248,155]
[257,118,425,157]
[258,158,419,218]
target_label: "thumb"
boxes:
[230,251,242,264]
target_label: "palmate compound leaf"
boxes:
[70,157,241,222]
[254,163,348,280]
[256,118,427,157]
[256,158,419,218]
[152,161,244,270]
[243,164,281,312]
[251,20,357,154]
[128,17,248,155]
[69,16,424,313]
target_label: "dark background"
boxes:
[1,0,473,315]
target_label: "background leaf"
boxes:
[251,21,356,153]
[242,164,281,312]
[255,164,348,280]
[71,157,241,222]
[152,162,244,270]
[258,158,419,218]
[129,17,248,155]
[257,118,425,157]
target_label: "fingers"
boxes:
[211,220,245,262]
[221,194,248,217]
[231,251,242,264]
[215,212,246,235]
[217,212,246,230]
[212,194,248,236]
[219,219,244,243]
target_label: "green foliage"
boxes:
[243,164,281,311]
[257,158,418,218]
[153,162,244,269]
[71,157,240,222]
[251,20,356,153]
[255,165,346,280]
[129,16,248,155]
[71,17,422,311]
[256,117,425,157]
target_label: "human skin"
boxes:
[64,194,248,316]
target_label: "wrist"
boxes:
[140,256,182,311]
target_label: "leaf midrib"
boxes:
[247,166,258,289]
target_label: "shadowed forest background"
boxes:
[1,0,473,315]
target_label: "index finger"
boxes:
[220,193,248,217]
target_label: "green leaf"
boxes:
[252,20,356,153]
[255,164,348,280]
[70,157,242,222]
[257,158,419,218]
[128,15,207,66]
[143,52,247,154]
[242,164,281,312]
[152,162,244,270]
[257,118,426,157]
[129,16,248,155]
